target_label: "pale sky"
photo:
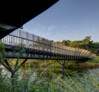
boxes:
[23,0,99,42]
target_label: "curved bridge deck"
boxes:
[1,29,96,61]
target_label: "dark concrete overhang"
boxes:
[0,0,58,39]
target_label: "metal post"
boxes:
[62,64,65,76]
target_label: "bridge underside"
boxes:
[0,0,58,39]
[5,44,91,61]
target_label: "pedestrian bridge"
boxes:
[1,29,96,61]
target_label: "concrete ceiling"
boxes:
[0,0,58,39]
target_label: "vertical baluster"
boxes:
[32,34,34,49]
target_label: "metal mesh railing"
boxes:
[1,29,96,59]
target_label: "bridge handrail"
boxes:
[1,29,96,59]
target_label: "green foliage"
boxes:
[83,36,92,44]
[1,66,99,92]
[69,40,82,47]
[88,56,99,63]
[16,43,26,57]
[0,41,6,62]
[61,40,71,46]
[59,36,99,55]
[52,69,99,92]
[0,42,27,79]
[29,85,41,92]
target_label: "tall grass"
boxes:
[0,61,99,92]
[0,54,99,92]
[50,69,99,92]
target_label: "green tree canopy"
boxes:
[61,40,71,46]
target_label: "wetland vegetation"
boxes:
[0,36,99,92]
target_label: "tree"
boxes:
[56,41,60,44]
[0,42,28,78]
[69,41,82,48]
[61,40,71,46]
[66,40,71,46]
[82,36,92,44]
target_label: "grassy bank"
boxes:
[0,57,99,92]
[0,67,99,92]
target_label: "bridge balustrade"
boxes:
[1,29,96,60]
